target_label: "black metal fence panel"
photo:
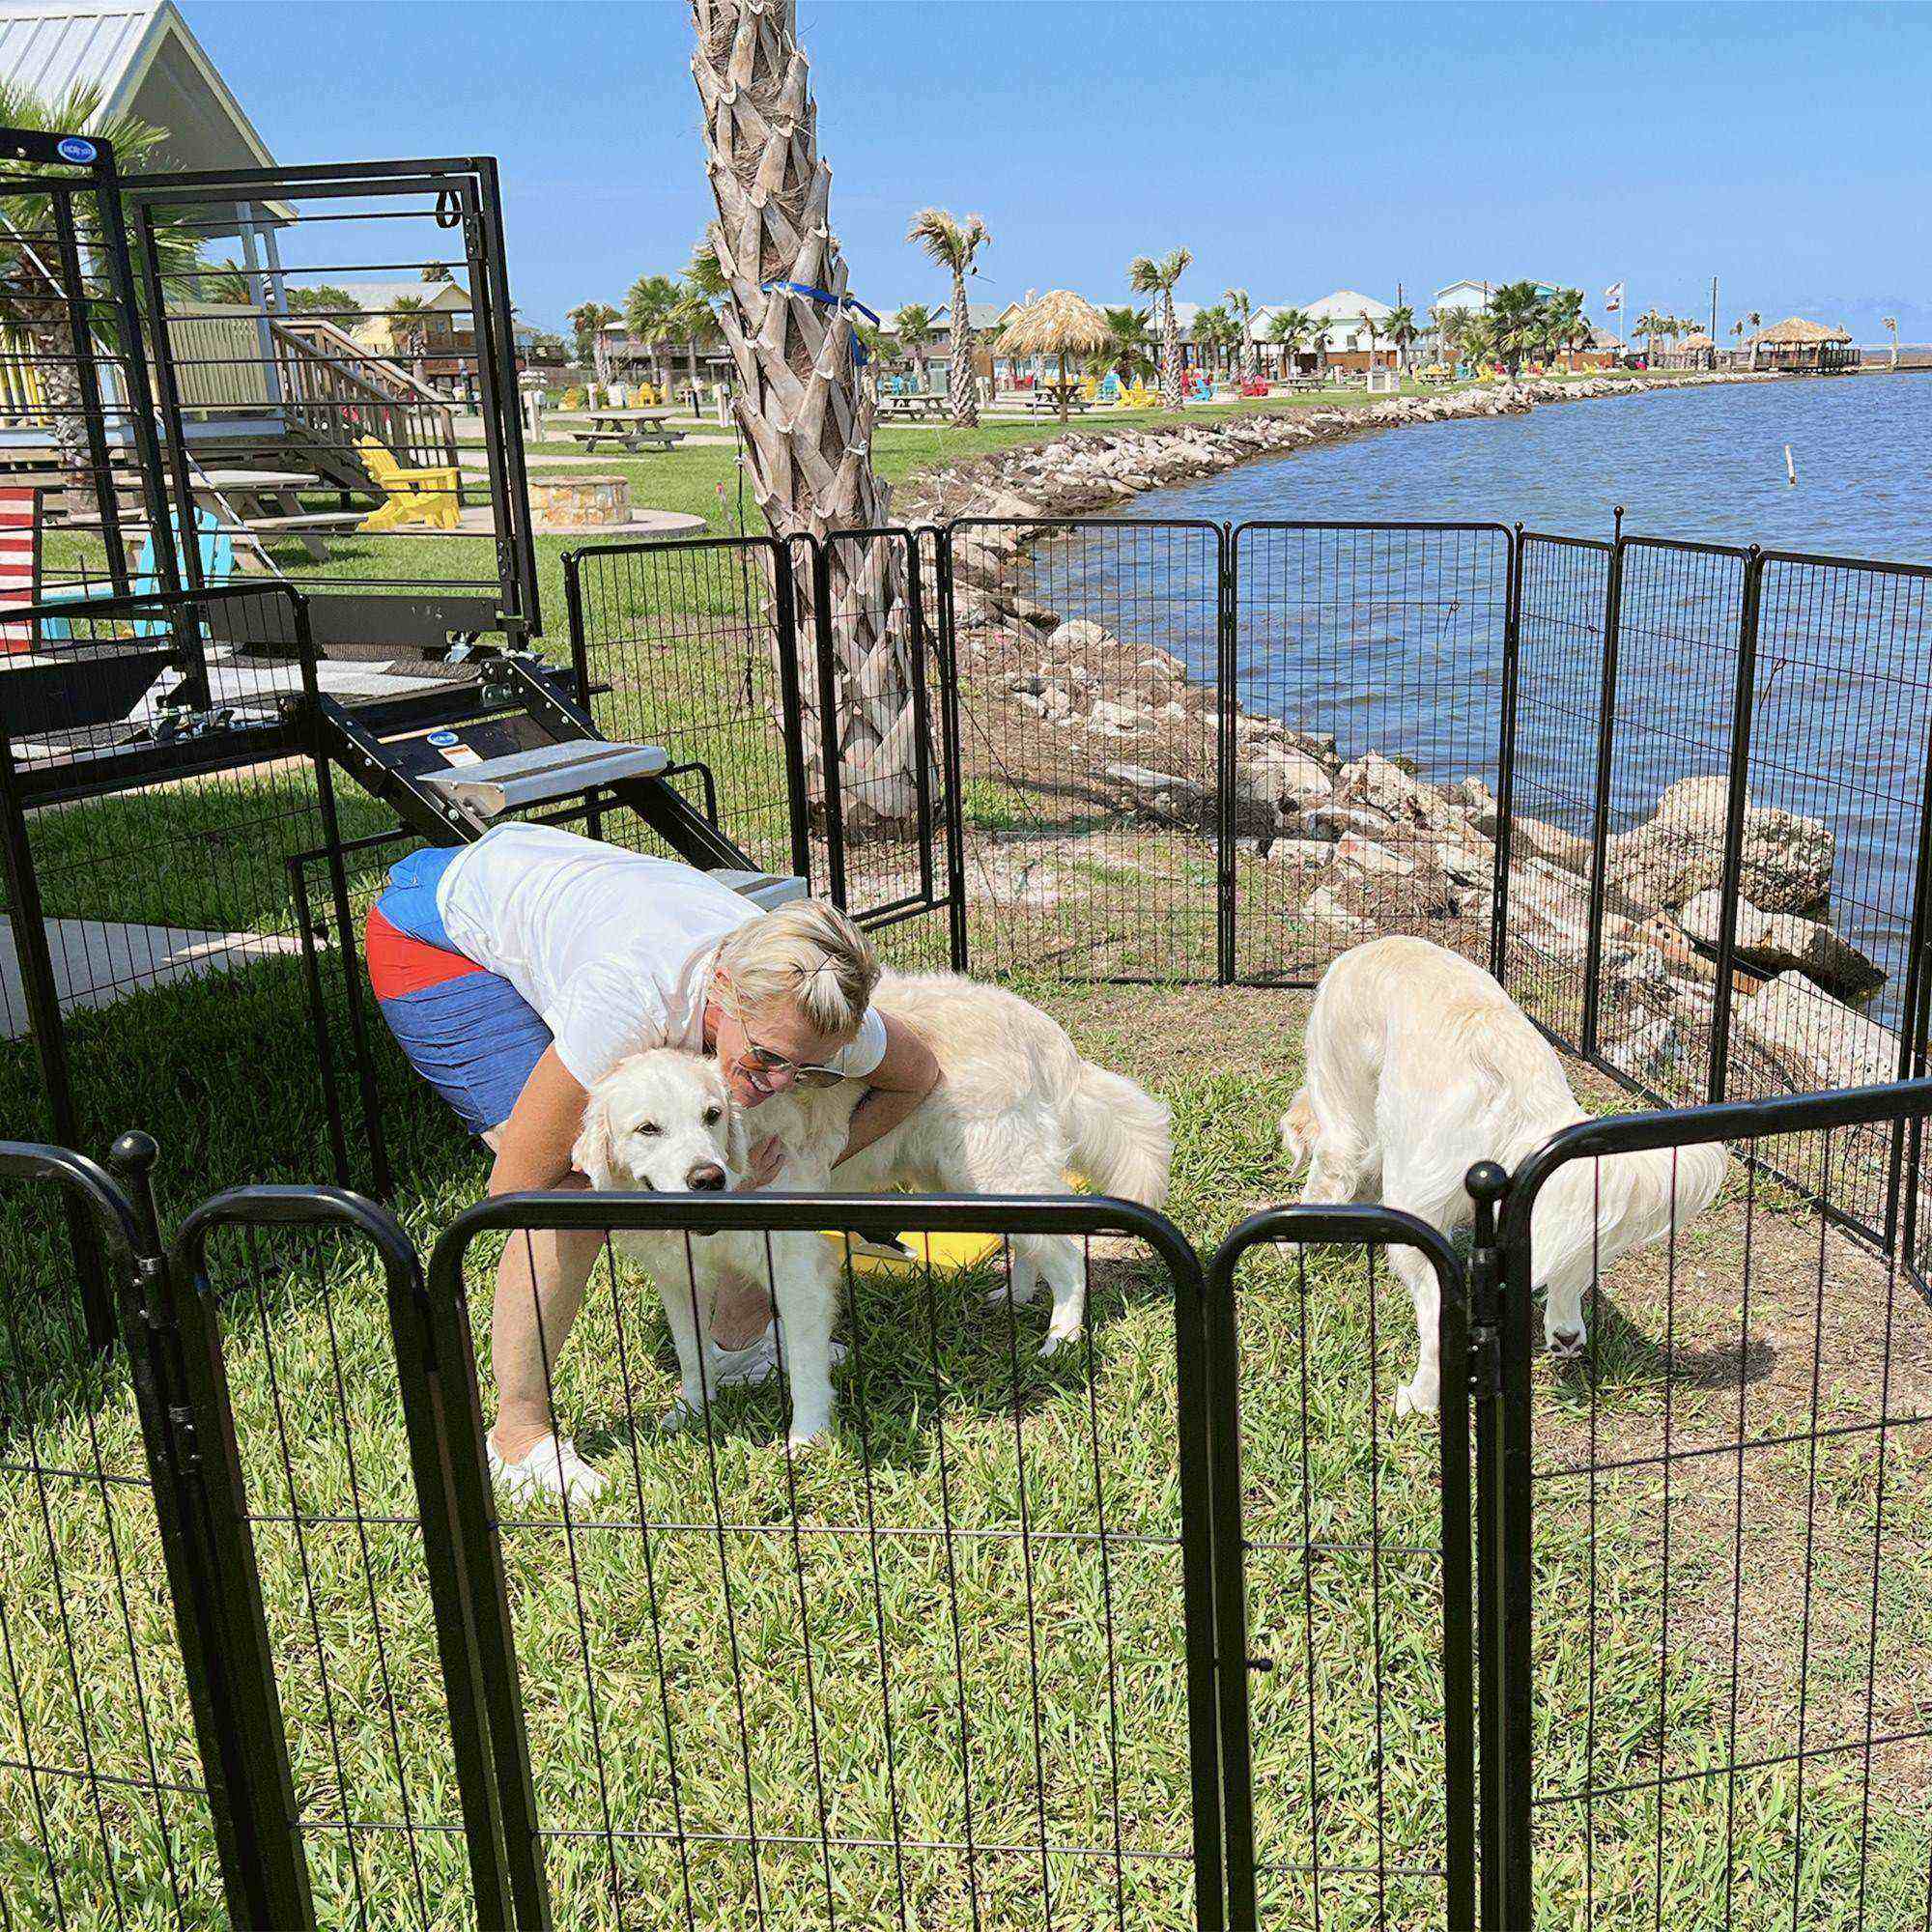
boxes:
[0,1144,228,1927]
[1498,534,1612,1047]
[0,584,387,1206]
[1229,523,1515,989]
[1492,1081,1932,1931]
[427,1189,1222,1932]
[944,519,1226,982]
[563,534,810,882]
[1207,1206,1477,1932]
[168,1186,515,1930]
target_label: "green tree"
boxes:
[1546,287,1588,365]
[1266,304,1316,376]
[1634,306,1666,359]
[421,262,453,284]
[1486,280,1548,376]
[624,271,683,390]
[385,292,432,383]
[566,299,620,382]
[1884,314,1898,370]
[1127,246,1192,410]
[893,300,935,389]
[1092,304,1155,383]
[1385,303,1418,374]
[1224,285,1259,384]
[907,208,990,426]
[1191,302,1236,379]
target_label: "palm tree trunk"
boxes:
[693,0,917,830]
[1160,292,1182,411]
[1239,324,1257,385]
[948,263,978,426]
[18,301,99,524]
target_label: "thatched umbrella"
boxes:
[997,290,1111,423]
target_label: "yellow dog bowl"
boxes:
[820,1174,1088,1274]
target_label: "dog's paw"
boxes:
[1394,1379,1438,1420]
[785,1421,832,1453]
[1037,1324,1083,1358]
[660,1398,705,1436]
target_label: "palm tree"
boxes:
[1191,302,1236,380]
[566,299,620,384]
[695,0,916,826]
[386,293,432,384]
[893,301,935,390]
[1092,305,1155,383]
[1486,281,1548,377]
[1461,312,1499,373]
[1225,286,1259,384]
[1884,315,1898,370]
[420,262,453,285]
[624,271,683,391]
[1385,303,1418,375]
[0,82,205,520]
[1358,310,1382,377]
[1741,310,1762,370]
[1546,287,1587,367]
[1266,305,1315,378]
[1127,247,1192,410]
[1633,306,1666,360]
[907,208,989,427]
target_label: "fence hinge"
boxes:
[1468,1323,1503,1402]
[167,1405,203,1475]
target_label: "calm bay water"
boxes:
[1050,377,1932,1009]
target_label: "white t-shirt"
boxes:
[435,823,888,1090]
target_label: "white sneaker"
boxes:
[704,1319,848,1390]
[487,1432,608,1505]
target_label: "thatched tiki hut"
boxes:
[1748,317,1858,374]
[1662,330,1716,371]
[997,291,1111,422]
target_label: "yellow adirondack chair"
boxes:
[1122,380,1159,409]
[355,436,461,533]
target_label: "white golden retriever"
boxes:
[573,971,1172,1444]
[1280,937,1727,1418]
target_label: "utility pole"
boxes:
[1710,275,1719,344]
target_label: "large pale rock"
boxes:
[1477,808,1591,875]
[1677,891,1884,1001]
[1336,753,1464,831]
[1732,971,1903,1093]
[1606,775,1833,914]
[1240,747,1334,815]
[1049,618,1111,653]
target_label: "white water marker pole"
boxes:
[1785,443,1798,486]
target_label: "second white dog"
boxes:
[1280,936,1727,1417]
[574,971,1172,1444]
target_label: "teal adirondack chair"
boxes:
[43,508,238,639]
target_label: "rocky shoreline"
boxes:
[913,370,1902,1103]
[898,370,1765,524]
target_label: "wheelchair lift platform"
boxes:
[315,649,805,906]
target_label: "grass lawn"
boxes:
[1,975,1927,1931]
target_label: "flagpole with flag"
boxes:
[1604,279,1625,355]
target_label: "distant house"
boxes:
[1305,291,1397,371]
[328,280,477,383]
[1747,318,1857,374]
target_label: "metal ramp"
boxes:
[314,648,804,900]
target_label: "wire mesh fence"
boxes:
[429,1191,1219,1932]
[943,519,1226,982]
[1501,1088,1932,1932]
[1230,524,1514,988]
[1208,1208,1476,1931]
[0,1147,225,1928]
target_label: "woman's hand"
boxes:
[742,1134,786,1191]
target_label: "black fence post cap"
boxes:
[107,1130,158,1179]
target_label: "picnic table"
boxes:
[1024,386,1090,413]
[549,408,688,454]
[191,469,361,563]
[878,392,948,421]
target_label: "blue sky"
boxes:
[195,1,1930,344]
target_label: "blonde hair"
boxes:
[716,897,880,1039]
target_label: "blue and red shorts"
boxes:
[366,846,551,1136]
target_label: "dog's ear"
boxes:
[572,1083,617,1189]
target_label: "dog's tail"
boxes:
[1278,1088,1317,1178]
[1065,1061,1172,1208]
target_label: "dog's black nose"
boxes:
[687,1163,727,1191]
[1550,1328,1585,1356]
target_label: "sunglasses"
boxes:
[722,993,850,1089]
